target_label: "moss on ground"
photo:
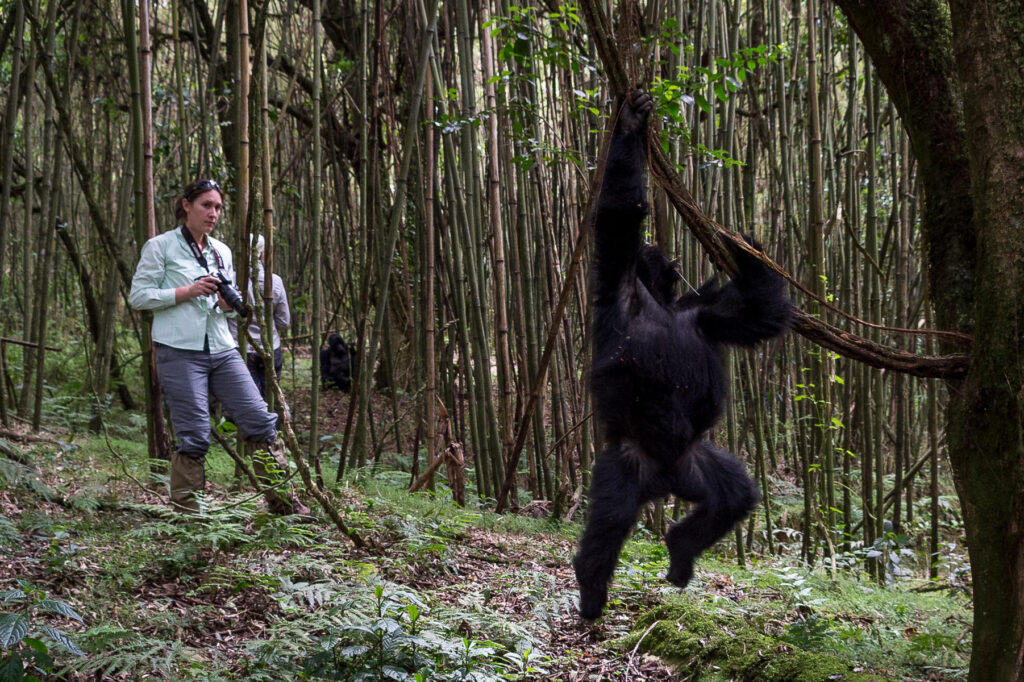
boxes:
[615,601,889,681]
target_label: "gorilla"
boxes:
[320,333,355,392]
[573,89,792,620]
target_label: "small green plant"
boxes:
[500,643,551,679]
[0,580,84,680]
[785,612,835,649]
[931,540,971,590]
[773,565,816,604]
[300,582,513,681]
[0,514,18,549]
[866,531,916,583]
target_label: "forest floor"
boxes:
[0,385,973,680]
[0,418,675,679]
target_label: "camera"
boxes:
[197,272,250,317]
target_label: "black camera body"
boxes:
[197,272,250,317]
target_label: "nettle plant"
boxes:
[0,580,85,680]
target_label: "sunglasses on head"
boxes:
[186,179,222,199]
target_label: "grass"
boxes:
[0,418,972,681]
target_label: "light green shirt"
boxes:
[129,227,239,353]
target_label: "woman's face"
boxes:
[182,189,224,237]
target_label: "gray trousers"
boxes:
[155,344,278,456]
[155,344,281,510]
[246,347,284,400]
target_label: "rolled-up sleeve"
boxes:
[129,238,177,311]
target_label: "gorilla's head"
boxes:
[637,244,681,306]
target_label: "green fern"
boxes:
[67,487,107,511]
[67,626,204,679]
[0,514,17,549]
[254,515,321,549]
[201,565,280,595]
[128,511,250,552]
[273,575,351,613]
[121,501,179,520]
[0,456,61,501]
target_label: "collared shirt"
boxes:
[129,227,239,353]
[228,262,291,350]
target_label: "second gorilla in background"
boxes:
[320,333,355,392]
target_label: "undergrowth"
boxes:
[0,429,972,681]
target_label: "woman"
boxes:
[129,179,309,516]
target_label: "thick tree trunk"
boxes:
[835,1,1024,678]
[946,2,1024,678]
[949,329,1024,682]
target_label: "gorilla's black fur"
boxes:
[574,90,792,620]
[320,333,355,392]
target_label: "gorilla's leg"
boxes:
[573,444,643,620]
[665,442,759,588]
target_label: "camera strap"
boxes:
[180,225,225,273]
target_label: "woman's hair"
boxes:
[173,179,224,222]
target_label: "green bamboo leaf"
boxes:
[383,666,408,680]
[21,638,47,656]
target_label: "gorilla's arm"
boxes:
[592,90,654,306]
[696,236,792,346]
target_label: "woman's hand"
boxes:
[175,276,219,304]
[214,291,232,311]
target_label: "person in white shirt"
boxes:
[229,234,290,399]
[129,179,309,517]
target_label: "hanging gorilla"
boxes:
[320,333,355,392]
[573,90,793,620]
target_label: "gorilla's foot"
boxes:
[666,554,696,589]
[577,581,609,621]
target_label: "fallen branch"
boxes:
[409,398,465,506]
[253,331,365,548]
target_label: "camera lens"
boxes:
[214,273,249,317]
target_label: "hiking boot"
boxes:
[170,451,205,513]
[288,498,315,523]
[266,495,314,521]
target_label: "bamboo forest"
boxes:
[1,0,1022,680]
